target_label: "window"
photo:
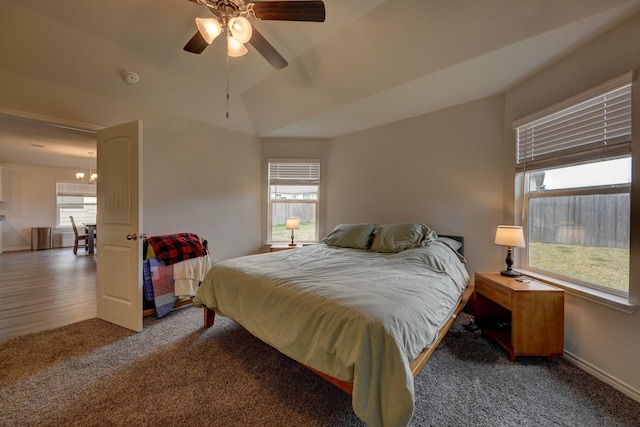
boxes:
[268,159,320,243]
[57,182,97,227]
[514,72,632,297]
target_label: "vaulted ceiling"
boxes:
[1,0,640,167]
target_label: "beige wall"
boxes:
[325,95,506,276]
[504,12,640,399]
[0,163,78,250]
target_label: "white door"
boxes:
[96,121,143,332]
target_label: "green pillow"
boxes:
[322,223,376,249]
[371,222,437,253]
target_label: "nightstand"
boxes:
[473,272,564,361]
[269,244,303,252]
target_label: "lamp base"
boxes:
[500,269,522,277]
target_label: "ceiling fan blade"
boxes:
[183,31,209,54]
[249,27,288,70]
[251,1,325,22]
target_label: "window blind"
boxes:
[268,160,320,186]
[57,182,97,197]
[514,74,632,172]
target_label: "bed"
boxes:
[142,232,211,318]
[193,222,472,426]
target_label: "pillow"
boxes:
[437,236,463,251]
[370,222,436,253]
[322,223,376,249]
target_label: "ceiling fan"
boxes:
[184,0,326,70]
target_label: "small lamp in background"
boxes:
[285,217,300,246]
[495,225,526,277]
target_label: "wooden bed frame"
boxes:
[143,297,193,317]
[202,281,473,395]
[200,235,473,395]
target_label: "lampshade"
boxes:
[196,17,222,44]
[228,16,252,44]
[227,35,248,57]
[285,217,300,230]
[75,172,85,180]
[494,225,526,248]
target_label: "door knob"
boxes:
[126,233,138,240]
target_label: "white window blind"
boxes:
[268,160,320,186]
[56,182,97,197]
[514,73,632,171]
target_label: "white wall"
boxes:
[325,95,506,276]
[140,116,262,260]
[504,12,640,399]
[0,163,79,250]
[0,70,262,261]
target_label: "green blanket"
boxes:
[194,241,469,426]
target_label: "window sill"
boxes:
[518,269,637,315]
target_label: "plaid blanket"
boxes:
[145,232,207,266]
[147,257,176,317]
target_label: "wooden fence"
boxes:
[528,194,629,249]
[272,203,316,226]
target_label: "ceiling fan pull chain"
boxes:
[226,52,230,119]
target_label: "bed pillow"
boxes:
[370,222,437,253]
[437,236,463,251]
[322,223,376,249]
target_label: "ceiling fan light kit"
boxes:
[195,17,222,44]
[227,34,248,57]
[228,16,253,43]
[184,0,325,67]
[184,0,325,117]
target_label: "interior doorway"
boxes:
[0,112,100,340]
[0,113,98,251]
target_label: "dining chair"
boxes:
[69,216,89,255]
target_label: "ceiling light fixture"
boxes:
[192,4,254,119]
[185,0,325,119]
[228,16,252,44]
[76,152,97,184]
[196,17,222,44]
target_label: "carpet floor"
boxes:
[1,307,639,426]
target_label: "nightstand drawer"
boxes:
[476,277,512,309]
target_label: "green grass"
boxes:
[528,241,629,292]
[272,222,316,242]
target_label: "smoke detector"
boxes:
[121,70,140,85]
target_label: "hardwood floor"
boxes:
[0,248,96,342]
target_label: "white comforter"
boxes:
[193,241,469,426]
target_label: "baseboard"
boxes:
[563,350,640,403]
[2,245,31,252]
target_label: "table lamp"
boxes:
[495,225,526,277]
[286,217,300,246]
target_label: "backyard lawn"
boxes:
[528,241,628,292]
[272,222,317,242]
